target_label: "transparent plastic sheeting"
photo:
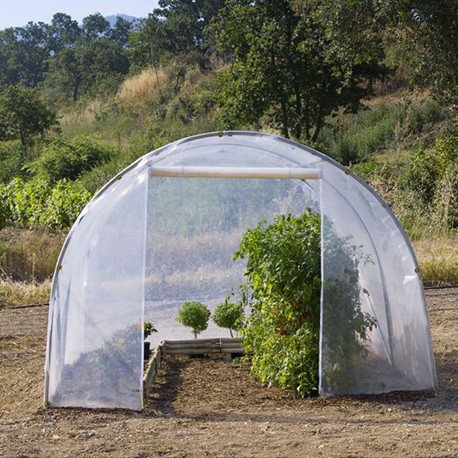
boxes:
[45,167,147,410]
[45,132,437,410]
[320,161,436,395]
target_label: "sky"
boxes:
[0,0,160,29]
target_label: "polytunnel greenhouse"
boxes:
[44,131,437,411]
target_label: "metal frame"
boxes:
[147,165,323,180]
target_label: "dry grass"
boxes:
[0,279,51,307]
[0,226,454,308]
[413,236,458,286]
[59,100,105,136]
[118,67,167,106]
[0,228,65,282]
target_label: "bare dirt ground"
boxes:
[0,289,456,458]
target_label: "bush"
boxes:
[175,301,211,339]
[0,140,25,184]
[399,147,441,205]
[396,126,458,234]
[1,178,91,230]
[30,136,112,182]
[317,96,447,165]
[213,292,245,337]
[234,212,322,397]
[235,212,376,397]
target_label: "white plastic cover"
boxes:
[45,132,436,410]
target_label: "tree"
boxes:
[48,13,81,53]
[213,292,245,337]
[109,17,133,46]
[48,37,129,103]
[129,0,226,69]
[82,13,110,40]
[0,28,20,85]
[388,0,458,103]
[0,22,51,88]
[0,85,56,146]
[49,46,84,103]
[214,0,387,141]
[175,301,211,338]
[302,0,458,103]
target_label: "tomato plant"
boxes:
[235,212,376,397]
[234,212,321,397]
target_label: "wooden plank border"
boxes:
[142,338,245,406]
[163,338,244,356]
[142,343,164,405]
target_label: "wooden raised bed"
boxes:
[142,338,244,403]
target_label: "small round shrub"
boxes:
[213,297,244,337]
[175,301,211,339]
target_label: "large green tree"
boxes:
[389,0,458,103]
[46,13,130,104]
[82,13,110,40]
[214,0,388,141]
[0,12,132,104]
[109,17,133,46]
[48,13,81,53]
[303,0,458,104]
[129,0,226,69]
[0,22,51,88]
[0,28,20,85]
[0,84,56,145]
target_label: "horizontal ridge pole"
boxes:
[148,166,322,180]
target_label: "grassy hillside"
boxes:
[0,59,456,305]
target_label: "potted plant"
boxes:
[143,321,157,360]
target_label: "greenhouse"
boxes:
[44,131,437,411]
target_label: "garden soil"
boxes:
[0,288,456,458]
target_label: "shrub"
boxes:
[317,96,448,165]
[175,301,211,339]
[143,322,157,339]
[235,212,376,397]
[399,147,440,205]
[1,178,91,230]
[0,140,25,184]
[39,180,92,230]
[30,136,112,182]
[234,212,322,396]
[213,292,245,337]
[396,126,458,234]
